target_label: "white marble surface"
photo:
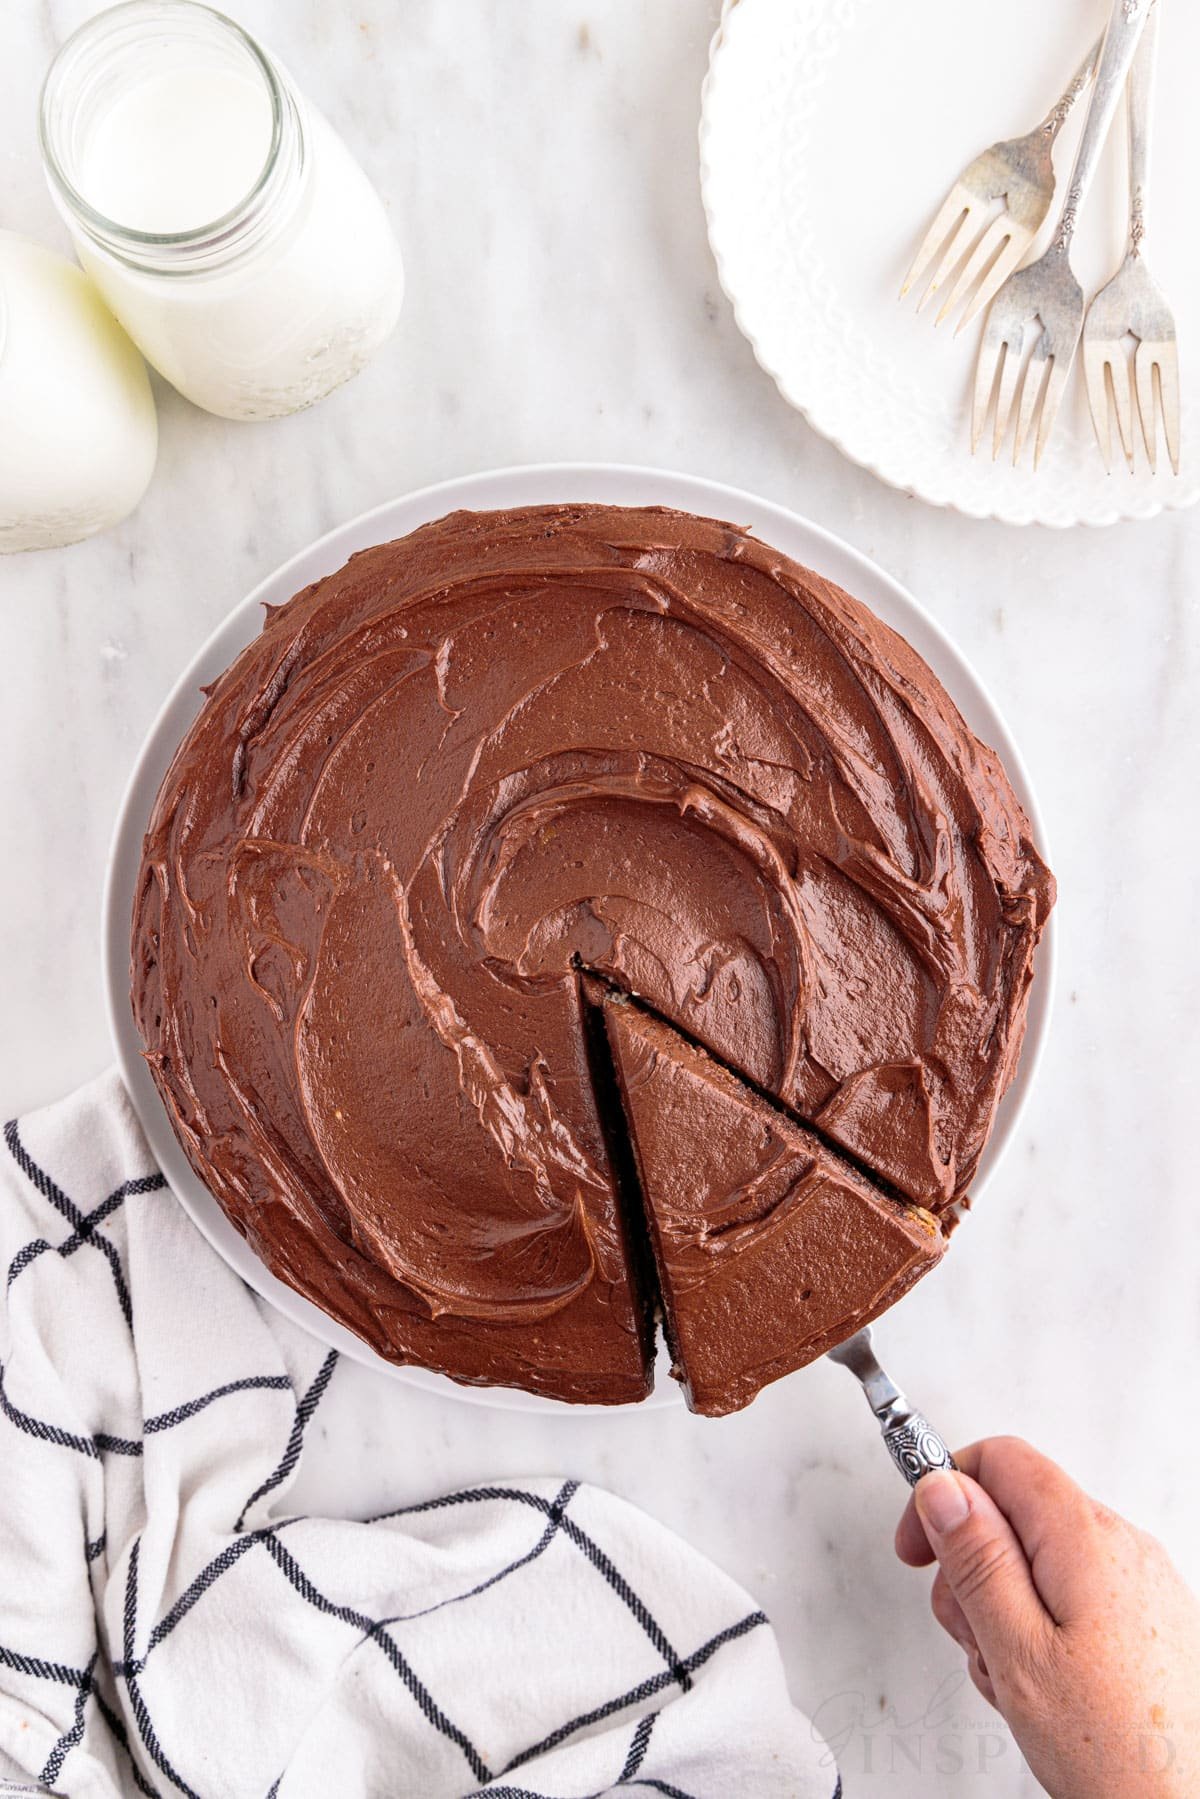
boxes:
[2,4,1199,1795]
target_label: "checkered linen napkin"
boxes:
[0,1072,840,1799]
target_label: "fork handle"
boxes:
[1128,4,1160,254]
[1055,0,1156,253]
[1037,39,1101,140]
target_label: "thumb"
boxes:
[915,1469,1053,1675]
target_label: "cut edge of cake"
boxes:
[594,985,948,1417]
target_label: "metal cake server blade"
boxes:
[827,1325,957,1488]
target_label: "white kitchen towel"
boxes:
[0,1072,839,1799]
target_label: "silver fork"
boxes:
[1083,7,1181,474]
[900,39,1098,334]
[973,0,1157,469]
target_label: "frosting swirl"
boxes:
[132,505,1054,1402]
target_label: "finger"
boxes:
[967,1645,999,1711]
[896,1434,1111,1603]
[931,1568,979,1658]
[936,1577,997,1708]
[947,1437,1107,1626]
[914,1469,1055,1679]
[895,1490,937,1566]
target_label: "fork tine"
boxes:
[1082,341,1113,471]
[972,348,996,454]
[971,321,1006,454]
[1137,341,1182,476]
[1134,344,1160,474]
[1083,342,1134,472]
[1012,345,1050,466]
[1110,358,1136,472]
[955,231,1029,336]
[900,188,971,301]
[992,337,1025,461]
[917,202,983,312]
[1159,349,1182,477]
[935,216,1012,329]
[1034,358,1071,470]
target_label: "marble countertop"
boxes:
[3,4,1198,1794]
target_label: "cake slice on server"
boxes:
[599,992,947,1417]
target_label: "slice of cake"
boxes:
[601,993,946,1416]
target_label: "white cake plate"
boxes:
[700,0,1200,527]
[103,465,1057,1412]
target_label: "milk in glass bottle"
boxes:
[40,1,404,421]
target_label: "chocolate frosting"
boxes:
[601,992,946,1416]
[131,504,1054,1405]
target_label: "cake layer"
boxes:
[131,503,1053,1402]
[601,991,947,1416]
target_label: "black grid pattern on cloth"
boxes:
[234,1349,338,1530]
[4,1118,163,1325]
[371,1486,699,1690]
[1,1110,841,1799]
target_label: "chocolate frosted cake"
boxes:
[131,504,1055,1412]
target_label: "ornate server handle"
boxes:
[882,1413,958,1488]
[827,1327,958,1490]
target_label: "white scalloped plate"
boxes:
[104,465,1056,1411]
[700,0,1200,527]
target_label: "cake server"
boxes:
[826,1326,956,1488]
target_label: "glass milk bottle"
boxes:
[39,1,404,421]
[0,231,157,551]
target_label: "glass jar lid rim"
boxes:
[38,0,287,252]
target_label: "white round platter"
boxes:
[700,0,1200,527]
[104,463,1057,1412]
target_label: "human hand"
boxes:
[895,1437,1200,1797]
